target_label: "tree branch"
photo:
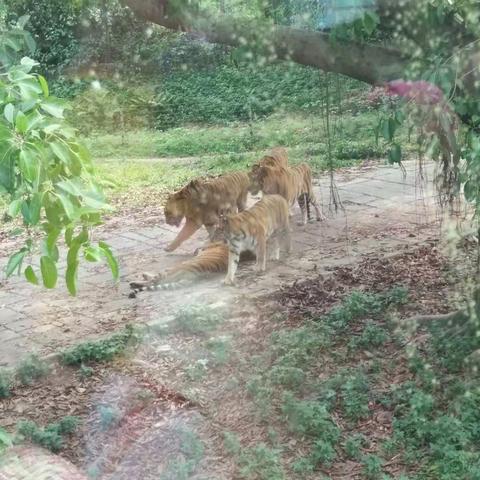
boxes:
[120,0,407,86]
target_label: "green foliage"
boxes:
[160,429,204,480]
[281,392,340,442]
[361,454,384,480]
[78,364,94,378]
[98,405,121,430]
[172,304,224,335]
[351,321,388,350]
[268,365,306,390]
[185,359,208,381]
[61,324,138,365]
[236,443,285,480]
[0,22,117,293]
[344,433,367,460]
[0,14,35,67]
[16,354,50,385]
[68,83,157,135]
[17,416,79,452]
[154,64,364,129]
[205,336,231,366]
[0,368,13,398]
[0,427,13,454]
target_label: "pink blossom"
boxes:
[385,80,444,105]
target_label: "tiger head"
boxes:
[248,164,272,195]
[248,164,263,195]
[164,179,202,226]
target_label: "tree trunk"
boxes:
[120,0,407,86]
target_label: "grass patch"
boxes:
[87,109,416,204]
[61,324,140,366]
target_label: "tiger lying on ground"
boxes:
[163,171,250,252]
[222,194,291,286]
[248,162,325,225]
[128,242,256,297]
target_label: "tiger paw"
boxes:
[164,244,175,252]
[222,278,236,287]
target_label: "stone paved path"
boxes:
[0,160,440,366]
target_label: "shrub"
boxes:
[61,325,138,365]
[341,372,371,421]
[344,434,367,460]
[98,405,121,430]
[172,305,224,335]
[361,454,384,480]
[0,369,13,398]
[17,416,79,452]
[281,392,340,442]
[16,354,50,385]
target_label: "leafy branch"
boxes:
[1,17,118,294]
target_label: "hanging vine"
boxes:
[321,71,343,214]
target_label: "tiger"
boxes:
[129,242,256,297]
[163,171,250,252]
[222,194,291,286]
[248,147,288,194]
[248,163,325,225]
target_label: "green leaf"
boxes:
[40,255,57,289]
[56,191,76,220]
[19,149,39,182]
[84,245,102,262]
[50,141,71,164]
[363,11,379,36]
[28,193,42,225]
[44,228,61,261]
[24,265,39,285]
[388,118,397,140]
[38,75,49,98]
[56,179,81,196]
[40,98,65,118]
[66,260,79,296]
[8,199,22,218]
[388,144,402,164]
[464,180,478,203]
[17,14,30,29]
[20,56,38,73]
[99,241,119,281]
[15,111,28,133]
[6,249,27,277]
[4,103,14,124]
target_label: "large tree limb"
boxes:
[120,0,407,86]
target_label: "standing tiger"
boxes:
[248,163,325,225]
[163,171,250,252]
[248,147,288,189]
[222,194,291,286]
[129,242,256,297]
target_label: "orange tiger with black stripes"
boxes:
[221,194,291,285]
[163,170,250,252]
[249,159,325,225]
